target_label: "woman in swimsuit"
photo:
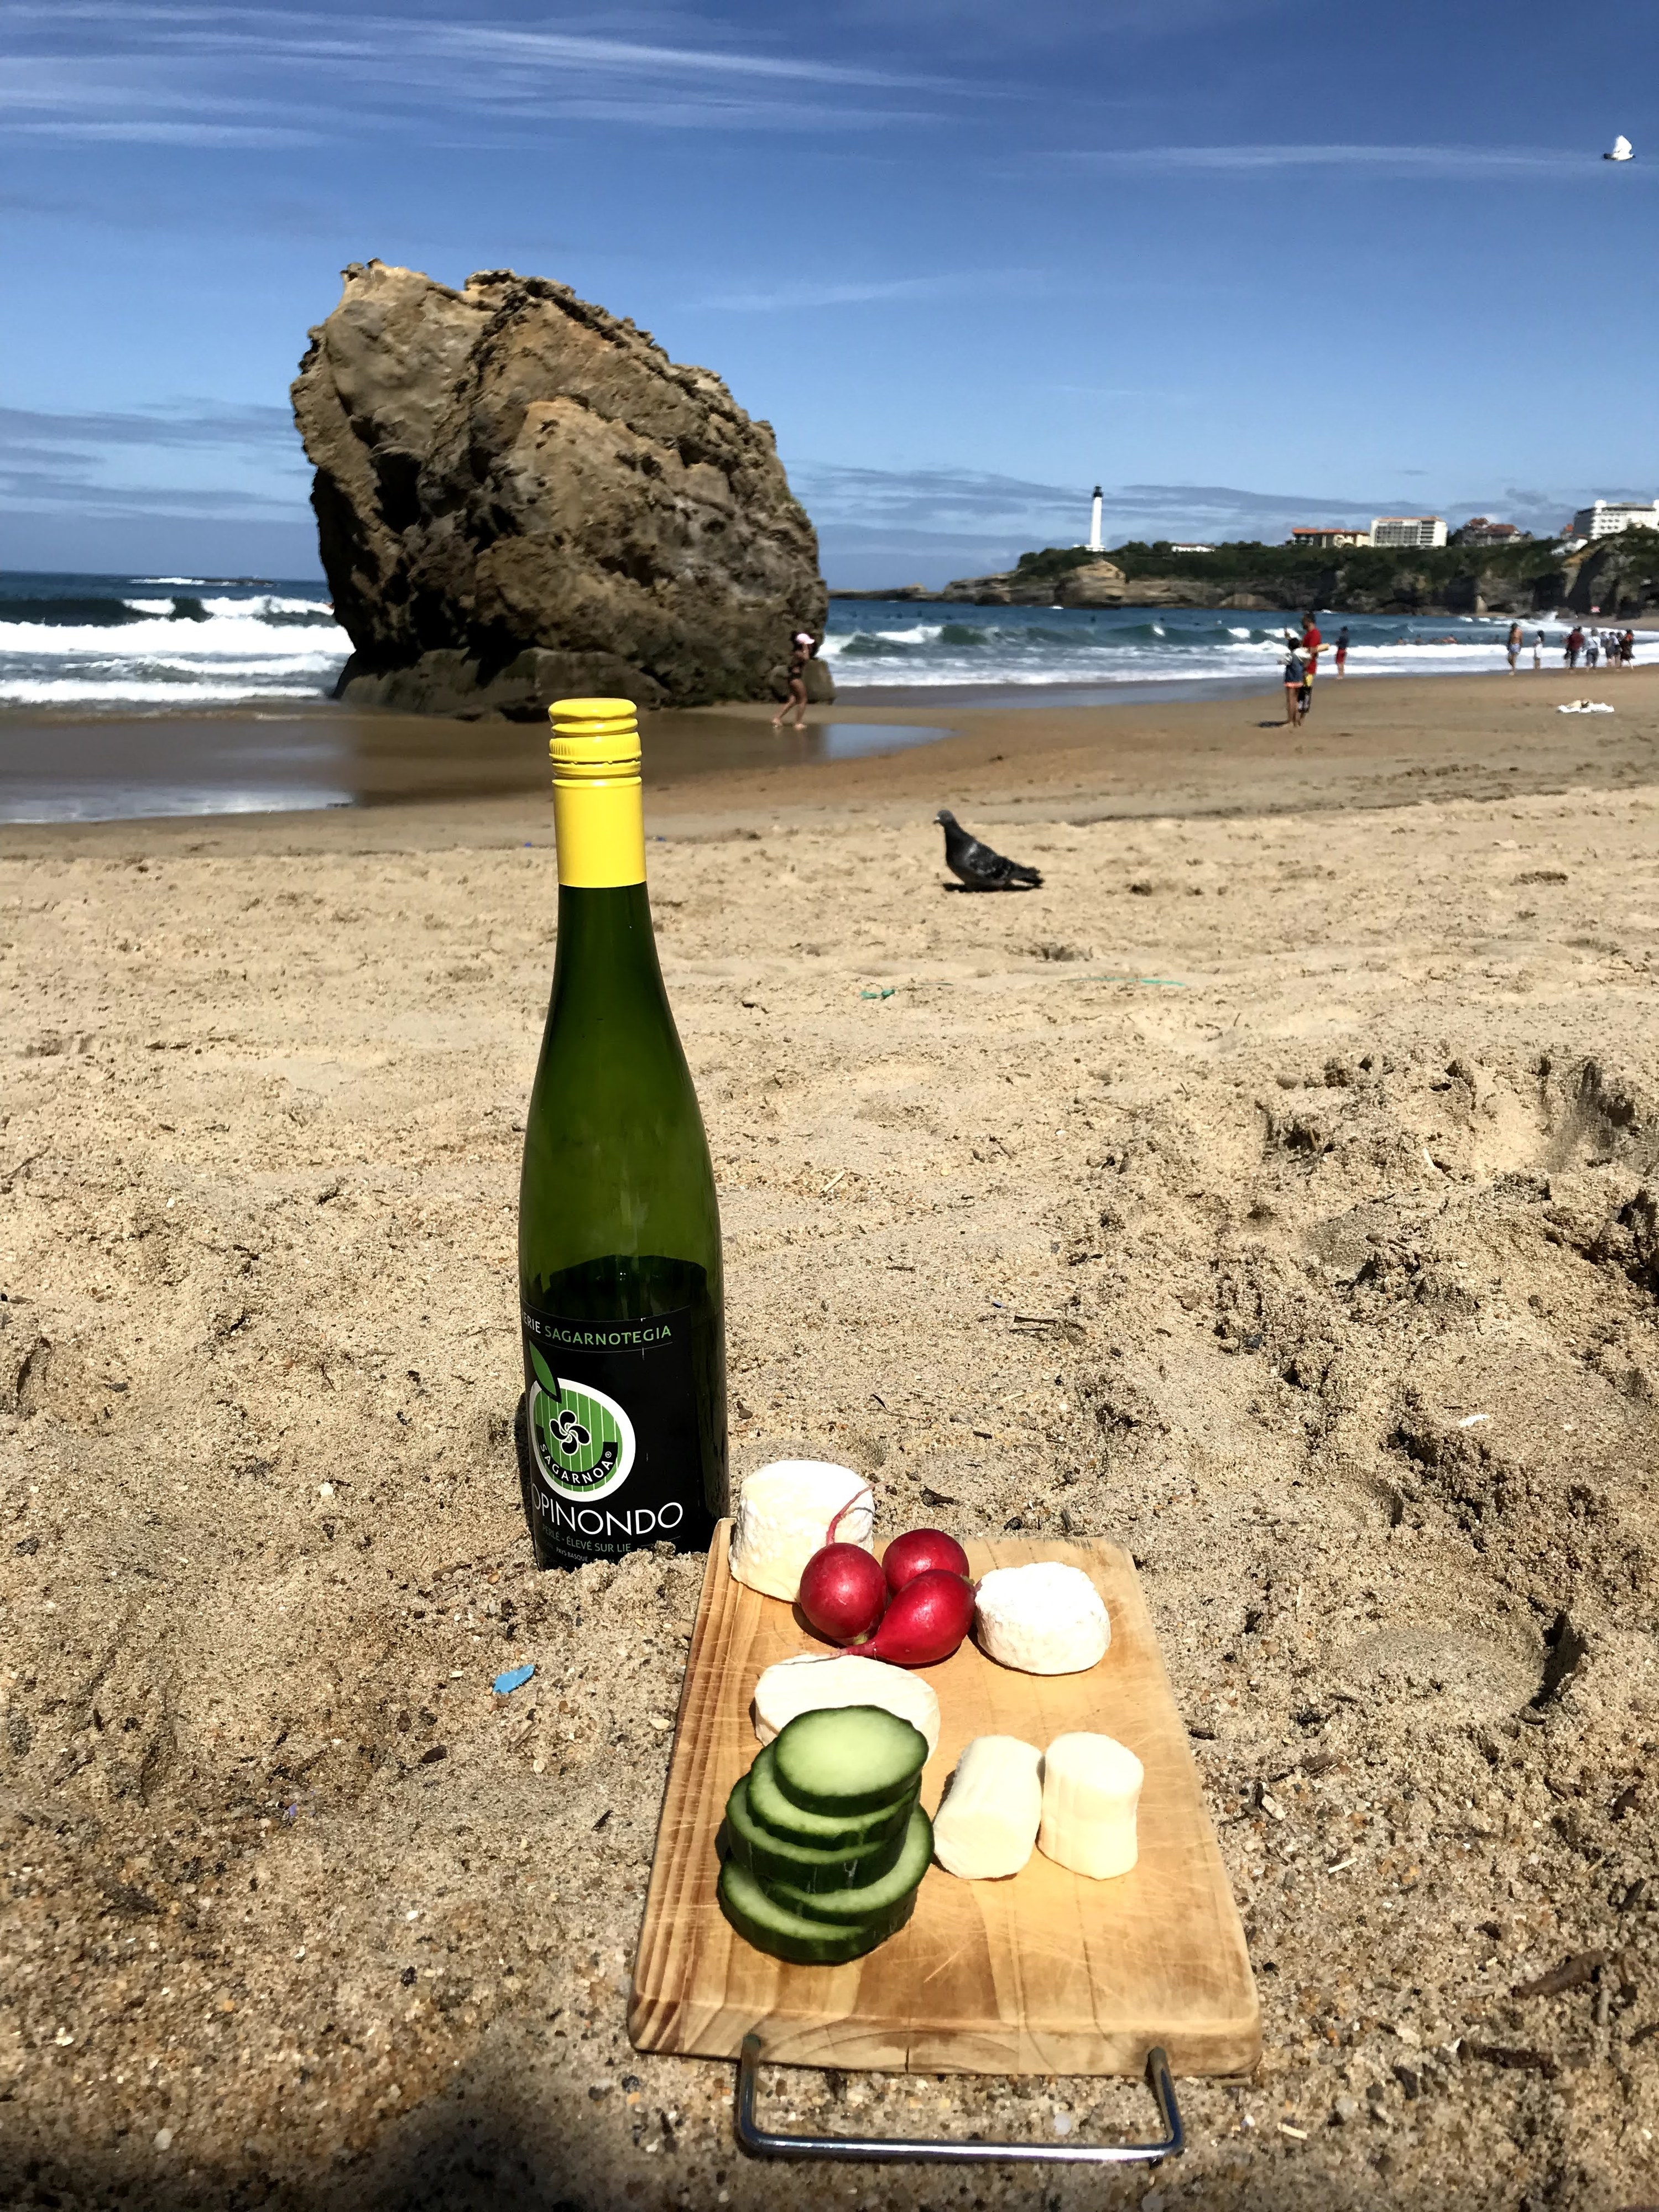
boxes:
[772,629,815,731]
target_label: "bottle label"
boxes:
[520,1305,709,1562]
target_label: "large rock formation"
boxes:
[291,261,828,716]
[1562,531,1659,618]
[936,557,1126,607]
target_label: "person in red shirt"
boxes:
[1298,613,1322,717]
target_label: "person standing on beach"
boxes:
[1505,622,1522,671]
[1566,624,1583,669]
[1334,624,1349,677]
[1283,641,1306,726]
[1585,632,1600,671]
[771,628,816,732]
[1296,613,1320,717]
[1533,628,1545,669]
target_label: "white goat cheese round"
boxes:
[973,1561,1109,1674]
[728,1459,873,1601]
[751,1651,940,1755]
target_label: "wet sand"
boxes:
[3,667,1659,2210]
[4,665,1657,851]
[0,703,961,824]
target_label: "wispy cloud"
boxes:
[832,0,1281,46]
[0,401,309,520]
[0,401,300,452]
[796,462,1399,543]
[0,476,307,518]
[11,119,319,145]
[1061,143,1633,179]
[795,461,1083,531]
[19,6,953,90]
[1,4,971,143]
[700,268,1045,312]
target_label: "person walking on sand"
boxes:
[1283,640,1306,726]
[1566,624,1584,669]
[1334,624,1349,677]
[1533,628,1546,669]
[1506,621,1522,671]
[1585,632,1600,671]
[772,629,815,732]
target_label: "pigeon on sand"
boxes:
[935,808,1044,890]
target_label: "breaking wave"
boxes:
[0,572,348,708]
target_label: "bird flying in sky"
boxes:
[1605,134,1634,161]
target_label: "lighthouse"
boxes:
[1088,485,1103,554]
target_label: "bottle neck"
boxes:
[550,880,665,1008]
[553,771,646,889]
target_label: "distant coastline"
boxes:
[833,529,1659,620]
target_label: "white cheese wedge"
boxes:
[729,1460,874,1601]
[931,1736,1042,1880]
[1039,1731,1143,1880]
[751,1652,941,1756]
[973,1562,1109,1675]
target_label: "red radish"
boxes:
[857,1568,974,1668]
[799,1543,889,1645]
[882,1527,970,1594]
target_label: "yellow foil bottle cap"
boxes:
[545,697,646,887]
[547,695,640,781]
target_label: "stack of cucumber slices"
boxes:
[718,1705,933,1964]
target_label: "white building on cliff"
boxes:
[1370,515,1447,549]
[1570,498,1659,539]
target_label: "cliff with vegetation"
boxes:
[837,531,1659,618]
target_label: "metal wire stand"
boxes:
[734,2034,1184,2167]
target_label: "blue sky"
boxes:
[1,0,1655,587]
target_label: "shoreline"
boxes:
[4,666,1657,853]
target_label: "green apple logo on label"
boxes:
[527,1344,636,1501]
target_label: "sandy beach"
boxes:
[4,668,1659,2210]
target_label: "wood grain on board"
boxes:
[629,1525,1259,2075]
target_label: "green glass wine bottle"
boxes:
[516,697,727,1568]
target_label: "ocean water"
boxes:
[822,601,1574,691]
[0,572,1596,715]
[0,571,346,707]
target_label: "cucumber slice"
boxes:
[724,1775,910,1893]
[748,1745,916,1850]
[772,1704,929,1815]
[718,1855,918,1965]
[764,1804,934,1924]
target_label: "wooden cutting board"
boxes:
[629,1526,1259,2076]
